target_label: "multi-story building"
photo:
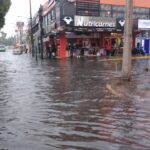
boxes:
[33,0,150,58]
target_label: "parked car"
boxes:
[0,45,6,52]
[13,48,23,55]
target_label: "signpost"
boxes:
[16,22,24,45]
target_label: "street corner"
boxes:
[105,77,137,99]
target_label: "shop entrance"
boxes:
[103,33,123,56]
[66,32,101,57]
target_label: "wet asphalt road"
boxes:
[0,51,150,150]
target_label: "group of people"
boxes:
[67,42,102,58]
[68,42,82,58]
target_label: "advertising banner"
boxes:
[74,16,116,28]
[138,19,150,29]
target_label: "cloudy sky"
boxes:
[2,0,44,37]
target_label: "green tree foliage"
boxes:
[0,0,11,28]
[0,34,15,46]
[0,31,6,39]
[0,31,14,46]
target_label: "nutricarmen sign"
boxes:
[74,16,116,28]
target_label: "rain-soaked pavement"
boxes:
[0,50,150,150]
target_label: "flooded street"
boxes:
[0,51,150,150]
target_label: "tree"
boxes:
[0,35,16,46]
[122,0,133,80]
[0,31,7,39]
[0,0,11,28]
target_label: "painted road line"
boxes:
[106,84,122,97]
[98,56,150,62]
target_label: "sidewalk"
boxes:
[60,54,150,61]
[96,55,150,62]
[106,58,150,100]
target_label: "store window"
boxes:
[48,12,51,22]
[51,9,56,20]
[100,4,112,17]
[112,5,125,18]
[43,16,48,29]
[76,0,100,16]
[133,7,149,19]
[112,12,124,18]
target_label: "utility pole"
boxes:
[39,5,43,59]
[122,0,133,80]
[29,0,34,57]
[19,29,22,45]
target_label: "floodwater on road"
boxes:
[0,51,150,150]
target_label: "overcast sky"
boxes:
[2,0,44,37]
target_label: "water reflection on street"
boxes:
[0,51,149,150]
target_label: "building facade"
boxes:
[32,0,150,58]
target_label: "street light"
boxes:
[29,0,34,57]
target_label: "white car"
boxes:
[13,48,23,55]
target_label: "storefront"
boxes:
[55,14,143,58]
[56,15,117,58]
[136,19,150,54]
[36,0,150,59]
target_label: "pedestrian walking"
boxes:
[51,43,57,59]
[75,43,80,58]
[48,44,52,59]
[69,43,74,58]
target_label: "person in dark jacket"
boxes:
[51,43,57,58]
[48,45,52,59]
[69,43,74,57]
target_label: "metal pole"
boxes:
[35,46,38,61]
[19,30,22,45]
[122,0,133,80]
[29,0,34,57]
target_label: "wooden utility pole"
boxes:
[29,0,34,57]
[122,0,133,79]
[39,5,43,59]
